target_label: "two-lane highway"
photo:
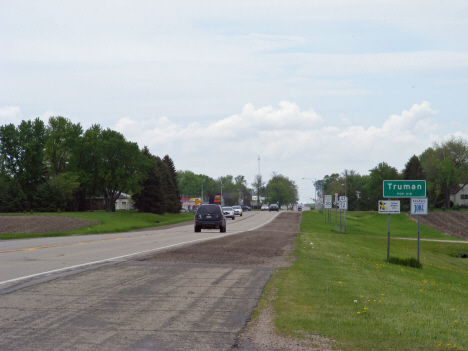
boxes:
[0,211,279,290]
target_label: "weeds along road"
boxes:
[0,211,279,289]
[0,211,299,351]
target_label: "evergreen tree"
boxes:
[403,155,425,180]
[157,156,171,212]
[4,179,27,212]
[162,155,181,213]
[132,147,166,214]
[33,182,66,212]
[0,178,8,212]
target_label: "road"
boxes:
[0,210,285,351]
[0,211,278,289]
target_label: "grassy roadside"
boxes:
[0,211,194,240]
[263,211,468,351]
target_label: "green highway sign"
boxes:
[383,180,426,198]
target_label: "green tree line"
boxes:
[316,136,468,211]
[0,117,180,213]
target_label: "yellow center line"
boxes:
[0,231,184,254]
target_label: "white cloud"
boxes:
[0,106,22,125]
[113,100,442,186]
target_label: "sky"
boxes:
[1,0,468,203]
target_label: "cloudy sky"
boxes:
[1,1,468,202]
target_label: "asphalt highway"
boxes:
[0,211,278,289]
[0,211,283,351]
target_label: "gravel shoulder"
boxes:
[140,211,340,351]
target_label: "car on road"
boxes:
[222,206,236,220]
[232,205,243,216]
[297,205,302,211]
[194,204,226,232]
[261,204,269,211]
[269,204,279,212]
[242,206,252,211]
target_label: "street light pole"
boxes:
[201,180,204,204]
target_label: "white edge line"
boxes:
[1,212,281,286]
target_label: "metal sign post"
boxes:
[324,195,332,224]
[379,200,400,262]
[411,198,428,263]
[339,196,348,233]
[334,193,338,231]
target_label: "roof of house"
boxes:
[451,183,467,194]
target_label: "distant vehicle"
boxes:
[298,205,302,211]
[269,204,279,212]
[232,205,243,216]
[194,204,226,233]
[242,206,252,211]
[222,206,236,220]
[180,208,187,212]
[261,204,269,211]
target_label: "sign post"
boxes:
[339,196,348,233]
[411,198,428,263]
[334,193,338,231]
[324,195,332,223]
[381,180,426,264]
[379,200,401,262]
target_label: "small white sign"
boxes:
[378,200,400,214]
[324,195,332,209]
[411,198,428,215]
[339,196,348,210]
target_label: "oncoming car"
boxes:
[261,204,269,211]
[222,206,236,220]
[194,204,226,232]
[269,204,279,212]
[232,205,243,216]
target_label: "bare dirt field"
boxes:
[408,211,468,240]
[0,215,100,234]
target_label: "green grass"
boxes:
[265,211,468,351]
[0,211,194,240]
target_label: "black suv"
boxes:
[194,204,226,232]
[269,204,279,212]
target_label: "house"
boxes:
[115,193,134,210]
[450,183,468,207]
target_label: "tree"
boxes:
[162,155,181,213]
[403,155,425,181]
[48,172,80,210]
[251,174,265,207]
[3,179,27,212]
[367,162,400,208]
[33,182,66,212]
[99,128,144,212]
[0,118,47,210]
[72,124,103,211]
[420,136,468,209]
[266,172,298,207]
[132,147,166,214]
[45,116,82,176]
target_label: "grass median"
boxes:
[264,211,468,351]
[0,210,194,240]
